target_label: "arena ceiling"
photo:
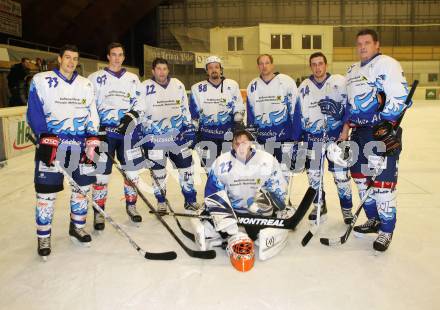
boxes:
[17,0,180,57]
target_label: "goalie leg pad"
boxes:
[205,190,238,235]
[190,218,222,251]
[256,228,288,261]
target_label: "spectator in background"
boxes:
[7,57,31,107]
[35,58,48,72]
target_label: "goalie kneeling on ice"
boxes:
[191,189,290,264]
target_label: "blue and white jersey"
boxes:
[205,149,287,214]
[298,74,349,142]
[345,54,409,127]
[139,77,192,148]
[190,78,244,140]
[27,69,99,139]
[88,68,142,139]
[246,73,301,143]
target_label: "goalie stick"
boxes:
[149,187,316,230]
[319,79,418,247]
[27,134,177,261]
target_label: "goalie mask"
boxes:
[226,232,255,272]
[326,141,352,168]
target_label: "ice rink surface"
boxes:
[0,100,439,310]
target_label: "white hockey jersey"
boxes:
[27,69,99,138]
[345,54,409,126]
[205,148,287,214]
[297,74,349,142]
[139,77,192,148]
[88,68,142,138]
[189,78,244,140]
[246,73,301,143]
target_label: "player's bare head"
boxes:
[107,42,125,70]
[233,129,254,160]
[58,44,79,77]
[257,54,274,77]
[309,52,328,80]
[59,44,79,58]
[356,29,380,62]
[152,57,169,84]
[107,42,125,56]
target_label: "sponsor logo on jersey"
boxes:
[276,96,281,101]
[256,178,261,185]
[237,217,285,227]
[176,100,181,105]
[81,98,86,104]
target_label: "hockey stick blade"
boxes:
[301,231,314,246]
[27,133,178,261]
[144,251,177,260]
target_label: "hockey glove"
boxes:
[37,133,60,166]
[372,120,402,156]
[318,98,344,120]
[180,124,197,149]
[97,125,107,143]
[82,136,101,165]
[116,110,139,135]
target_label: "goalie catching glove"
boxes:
[248,189,284,217]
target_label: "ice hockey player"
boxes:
[246,54,301,178]
[88,42,144,230]
[296,52,353,224]
[26,45,100,259]
[139,57,200,214]
[189,55,245,168]
[191,129,296,271]
[343,29,410,252]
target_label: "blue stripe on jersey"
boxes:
[26,80,48,136]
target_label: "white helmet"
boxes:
[326,141,352,168]
[205,55,222,70]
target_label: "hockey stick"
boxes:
[319,79,418,247]
[27,134,176,261]
[301,116,328,247]
[149,187,316,230]
[108,155,216,259]
[146,168,198,242]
